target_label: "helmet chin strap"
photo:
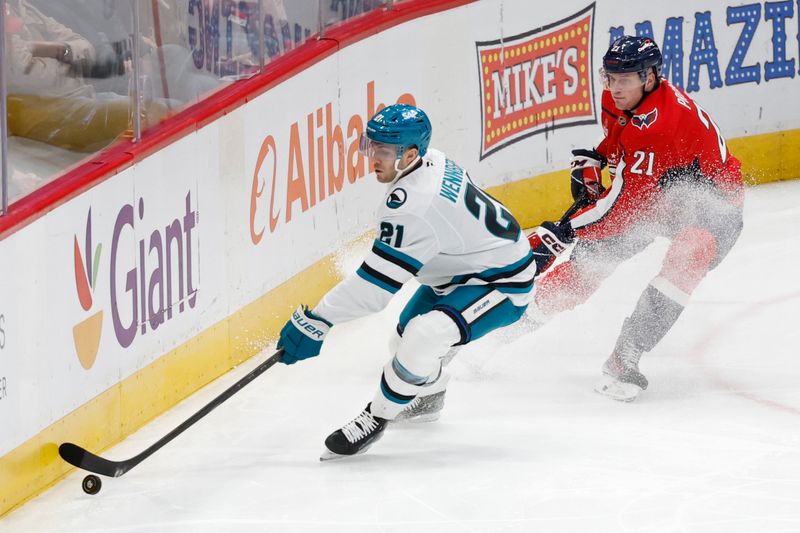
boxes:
[391,154,421,183]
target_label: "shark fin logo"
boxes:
[72,209,103,370]
[631,108,658,130]
[386,188,407,209]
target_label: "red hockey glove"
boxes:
[570,148,606,202]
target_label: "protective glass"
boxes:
[358,134,401,160]
[600,68,646,90]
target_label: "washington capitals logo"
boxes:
[387,188,407,209]
[631,108,658,130]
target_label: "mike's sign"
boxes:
[477,4,598,159]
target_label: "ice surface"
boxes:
[4,181,800,532]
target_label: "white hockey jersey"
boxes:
[313,149,535,324]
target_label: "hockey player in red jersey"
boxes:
[528,35,744,401]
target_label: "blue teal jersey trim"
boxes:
[478,250,534,279]
[442,250,534,288]
[373,239,424,273]
[357,266,401,294]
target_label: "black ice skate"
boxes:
[594,338,648,402]
[393,390,447,423]
[321,404,388,461]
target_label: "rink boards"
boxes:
[2,0,800,517]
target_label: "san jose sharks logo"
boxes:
[631,108,658,130]
[387,188,407,209]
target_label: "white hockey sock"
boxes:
[371,358,428,419]
[371,311,460,419]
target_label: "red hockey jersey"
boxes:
[570,79,743,241]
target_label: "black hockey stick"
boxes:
[557,194,592,226]
[59,349,284,477]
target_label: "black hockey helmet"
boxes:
[602,35,663,82]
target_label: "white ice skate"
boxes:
[593,374,643,402]
[594,339,648,402]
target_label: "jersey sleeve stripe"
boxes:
[356,263,403,294]
[570,160,626,229]
[363,254,416,285]
[372,240,424,273]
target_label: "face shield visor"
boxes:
[600,68,647,91]
[358,134,404,161]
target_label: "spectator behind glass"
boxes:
[5,1,97,98]
[4,0,166,153]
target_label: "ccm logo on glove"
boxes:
[535,221,574,256]
[541,233,566,254]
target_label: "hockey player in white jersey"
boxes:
[276,104,537,458]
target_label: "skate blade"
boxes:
[390,412,441,425]
[319,449,347,462]
[594,375,642,402]
[319,442,375,462]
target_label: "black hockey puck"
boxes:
[82,474,102,495]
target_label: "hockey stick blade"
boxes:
[59,442,131,477]
[59,349,284,477]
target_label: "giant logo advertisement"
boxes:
[476,4,597,159]
[72,210,104,369]
[71,190,200,369]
